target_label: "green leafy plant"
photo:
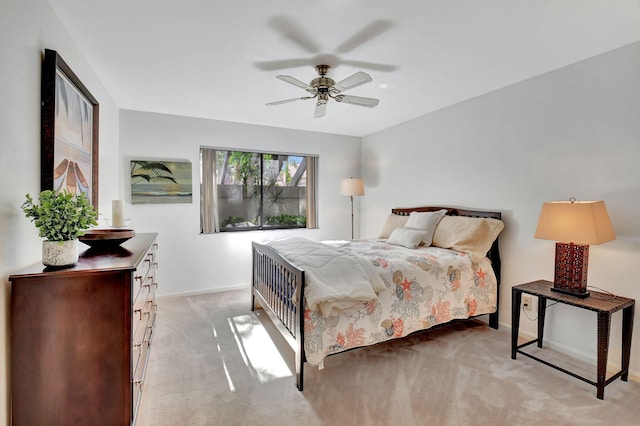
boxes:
[221,216,248,228]
[21,190,98,241]
[265,214,306,227]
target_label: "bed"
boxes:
[251,206,503,391]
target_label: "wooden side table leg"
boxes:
[512,288,522,359]
[596,312,612,400]
[621,304,635,381]
[537,297,547,348]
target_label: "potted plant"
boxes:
[21,190,98,267]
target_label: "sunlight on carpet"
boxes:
[212,324,237,392]
[227,314,291,385]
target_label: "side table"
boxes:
[511,280,635,399]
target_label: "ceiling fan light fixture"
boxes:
[267,64,380,117]
[317,93,329,105]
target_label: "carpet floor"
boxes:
[136,289,640,425]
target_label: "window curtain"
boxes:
[305,156,317,229]
[200,148,219,233]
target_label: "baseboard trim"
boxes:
[158,283,249,300]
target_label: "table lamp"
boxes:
[340,177,364,239]
[534,198,615,298]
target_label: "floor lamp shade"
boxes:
[534,200,615,297]
[340,178,364,239]
[340,178,365,197]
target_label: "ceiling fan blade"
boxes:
[314,102,327,118]
[332,71,372,93]
[266,97,313,106]
[335,20,395,54]
[276,75,316,93]
[335,95,380,108]
[267,15,321,54]
[341,59,397,72]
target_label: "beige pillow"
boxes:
[432,216,505,263]
[405,209,447,246]
[386,227,430,249]
[379,214,409,238]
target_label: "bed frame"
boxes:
[251,206,502,391]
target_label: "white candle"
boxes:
[112,200,124,227]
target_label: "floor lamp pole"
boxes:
[341,177,364,240]
[350,195,355,240]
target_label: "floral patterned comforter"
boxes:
[304,239,498,368]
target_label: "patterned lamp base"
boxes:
[552,242,590,298]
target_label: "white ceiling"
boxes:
[47,0,640,137]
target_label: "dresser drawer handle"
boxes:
[134,308,142,320]
[133,342,142,350]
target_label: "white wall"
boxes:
[362,42,640,377]
[0,0,121,423]
[118,110,362,296]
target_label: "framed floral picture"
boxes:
[41,49,99,209]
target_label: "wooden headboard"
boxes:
[391,206,502,221]
[390,206,503,328]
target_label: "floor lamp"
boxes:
[340,177,365,239]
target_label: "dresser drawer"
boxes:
[133,247,157,296]
[132,377,143,424]
[132,295,154,349]
[132,296,146,339]
[133,324,153,381]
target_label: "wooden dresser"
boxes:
[9,233,158,425]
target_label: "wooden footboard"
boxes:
[251,241,306,390]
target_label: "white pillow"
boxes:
[386,227,429,249]
[379,214,409,238]
[404,209,447,246]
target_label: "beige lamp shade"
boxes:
[340,178,365,197]
[534,200,615,245]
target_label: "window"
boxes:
[200,147,317,233]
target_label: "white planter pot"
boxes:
[42,240,79,267]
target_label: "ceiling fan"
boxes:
[266,65,380,118]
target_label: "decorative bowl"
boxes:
[79,229,135,249]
